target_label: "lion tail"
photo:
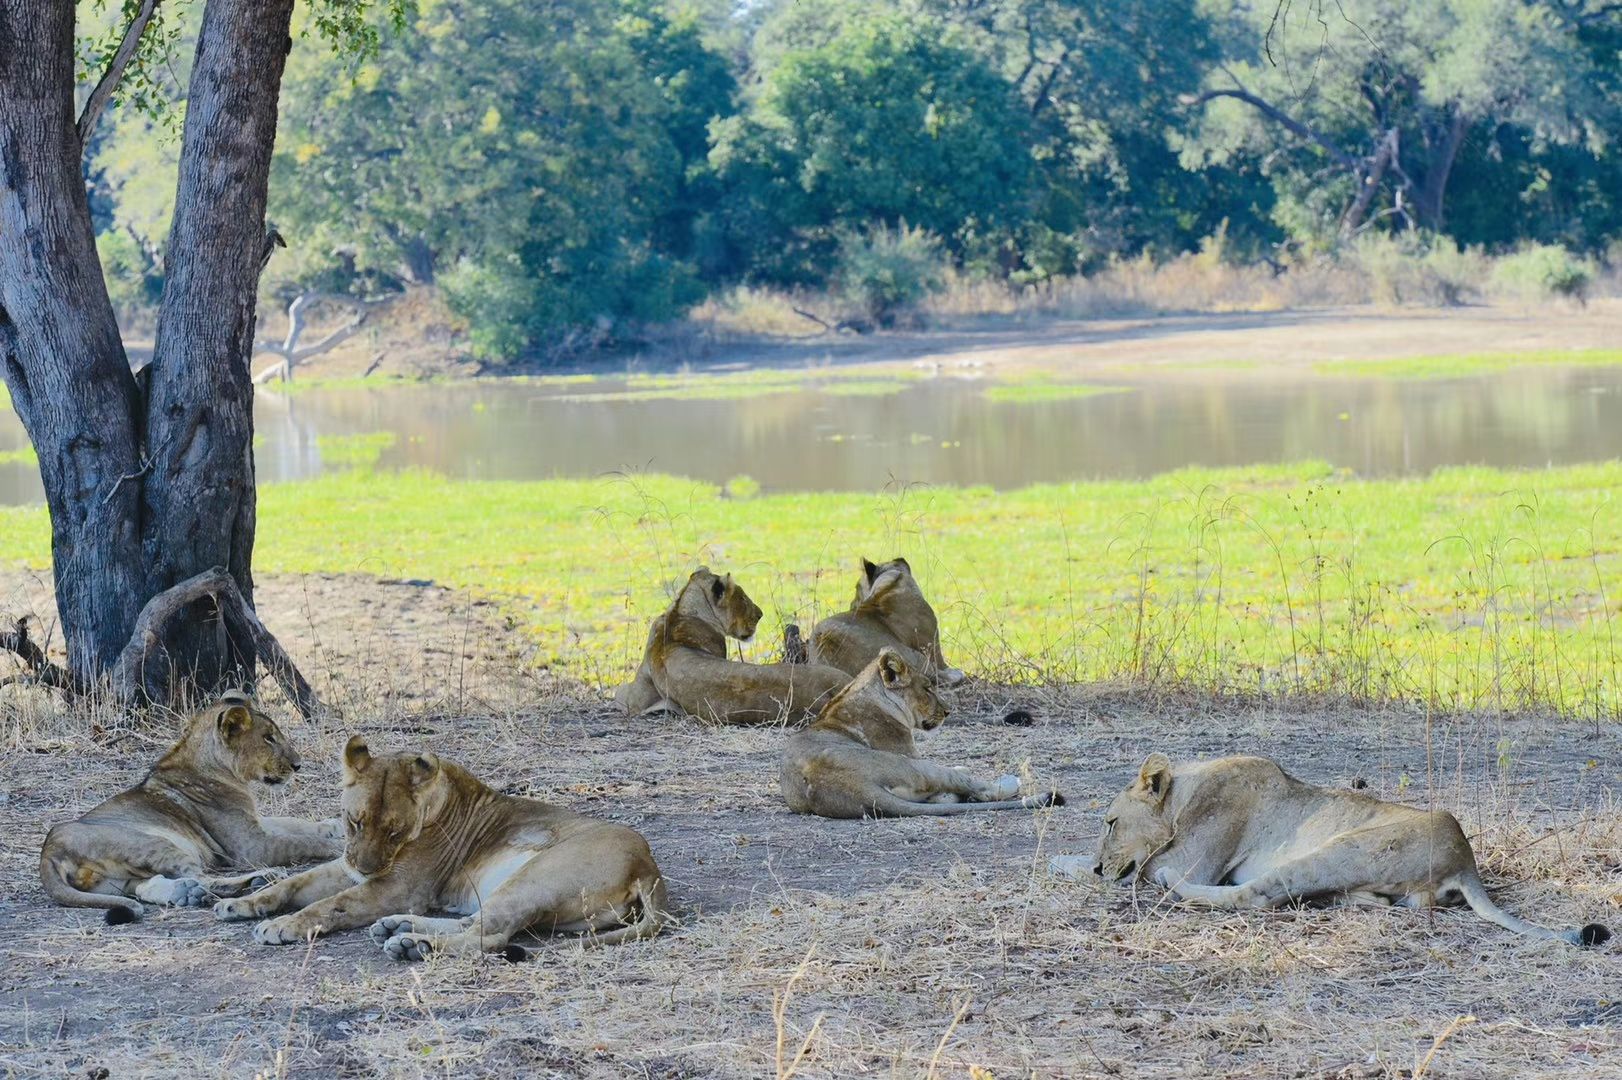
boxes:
[40,854,144,925]
[1453,871,1609,947]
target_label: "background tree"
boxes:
[0,0,397,706]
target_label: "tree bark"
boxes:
[1,0,302,702]
[142,0,296,692]
[0,0,149,685]
[1415,109,1468,230]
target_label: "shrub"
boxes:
[834,223,946,327]
[1491,244,1595,303]
[1348,233,1485,306]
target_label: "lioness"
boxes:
[215,737,666,961]
[645,567,851,725]
[40,692,340,923]
[612,613,672,716]
[781,648,1064,818]
[806,557,965,687]
[1080,753,1610,946]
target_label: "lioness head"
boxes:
[875,647,948,732]
[1094,753,1174,880]
[855,557,914,603]
[207,691,302,786]
[685,566,763,642]
[340,736,448,876]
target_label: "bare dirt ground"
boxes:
[227,296,1622,383]
[1,575,1620,1078]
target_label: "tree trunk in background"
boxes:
[0,0,148,684]
[0,0,297,696]
[142,0,295,691]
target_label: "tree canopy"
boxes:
[88,0,1622,360]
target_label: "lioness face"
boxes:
[694,568,763,642]
[213,694,302,786]
[1095,754,1174,880]
[340,736,443,876]
[877,648,948,732]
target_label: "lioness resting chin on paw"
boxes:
[1075,753,1610,947]
[217,736,666,961]
[642,567,850,726]
[781,648,1065,818]
[802,557,966,688]
[39,692,340,923]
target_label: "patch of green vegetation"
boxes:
[0,445,36,466]
[316,432,398,469]
[1316,349,1622,380]
[3,460,1619,715]
[983,382,1132,404]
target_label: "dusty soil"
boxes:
[1,575,1620,1078]
[246,295,1622,384]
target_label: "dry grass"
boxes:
[2,576,1620,1078]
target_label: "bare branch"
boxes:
[109,567,324,718]
[77,0,162,148]
[251,291,397,382]
[0,617,88,695]
[1181,87,1359,171]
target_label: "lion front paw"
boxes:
[253,915,316,946]
[214,896,261,922]
[380,931,435,962]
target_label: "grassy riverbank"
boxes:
[1,459,1618,716]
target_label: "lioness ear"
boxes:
[710,575,726,602]
[862,558,879,582]
[878,648,908,687]
[217,704,252,741]
[1136,753,1173,805]
[344,735,372,777]
[893,557,911,574]
[409,753,440,786]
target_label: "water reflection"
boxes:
[1,366,1619,503]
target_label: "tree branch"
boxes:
[109,567,324,718]
[77,0,162,148]
[0,617,88,695]
[1182,87,1359,171]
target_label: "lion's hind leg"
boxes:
[1163,836,1390,910]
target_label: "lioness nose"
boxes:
[1092,862,1103,876]
[290,761,301,772]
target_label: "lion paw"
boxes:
[214,896,259,922]
[317,819,344,842]
[252,915,313,946]
[983,774,1021,800]
[170,877,213,908]
[381,931,435,962]
[367,914,421,944]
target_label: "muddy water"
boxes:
[2,365,1621,503]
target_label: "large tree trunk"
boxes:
[0,0,148,685]
[142,0,295,691]
[0,0,299,699]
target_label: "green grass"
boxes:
[0,445,36,466]
[983,382,1133,404]
[1316,349,1622,380]
[2,460,1619,716]
[316,432,397,469]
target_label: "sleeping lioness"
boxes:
[644,567,850,725]
[781,647,1064,818]
[1076,753,1610,946]
[805,557,965,687]
[215,736,666,961]
[40,691,340,923]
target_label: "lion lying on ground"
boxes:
[781,648,1064,818]
[630,567,850,725]
[216,736,666,960]
[1071,752,1609,946]
[40,692,340,923]
[801,557,965,687]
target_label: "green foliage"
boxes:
[834,224,947,326]
[1348,234,1487,306]
[1491,245,1597,302]
[95,229,163,313]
